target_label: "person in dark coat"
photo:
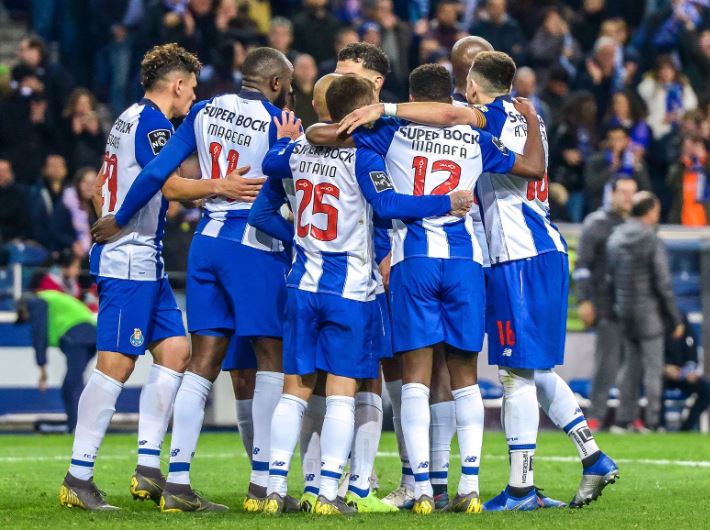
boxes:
[28,154,78,258]
[607,191,684,431]
[574,177,638,430]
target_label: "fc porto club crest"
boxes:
[130,328,145,347]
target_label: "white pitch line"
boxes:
[1,451,709,468]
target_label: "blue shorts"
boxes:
[283,288,380,380]
[95,276,185,356]
[186,234,289,337]
[486,251,569,370]
[372,293,393,360]
[389,258,485,354]
[222,336,258,371]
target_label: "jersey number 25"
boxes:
[295,179,339,241]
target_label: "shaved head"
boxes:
[242,47,292,80]
[241,47,294,107]
[313,73,341,122]
[451,36,494,90]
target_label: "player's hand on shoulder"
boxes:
[448,190,474,218]
[512,97,538,121]
[337,103,385,135]
[274,109,302,141]
[91,215,121,243]
[218,165,264,202]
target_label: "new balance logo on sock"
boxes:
[253,448,260,455]
[464,456,478,463]
[171,449,180,457]
[139,440,147,446]
[271,461,286,467]
[305,474,316,482]
[417,462,429,469]
[521,454,533,482]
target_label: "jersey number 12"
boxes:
[411,156,462,195]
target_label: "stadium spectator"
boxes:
[28,153,78,258]
[0,65,59,184]
[0,159,31,245]
[0,158,41,265]
[575,177,638,431]
[638,54,699,142]
[583,125,651,213]
[680,27,710,96]
[603,90,653,158]
[427,0,467,51]
[18,290,97,433]
[63,167,99,258]
[291,54,319,128]
[196,38,245,99]
[539,65,572,129]
[358,21,383,47]
[267,16,299,63]
[666,133,710,224]
[663,315,710,431]
[529,6,582,85]
[15,34,74,121]
[363,0,411,93]
[571,0,608,53]
[574,36,623,121]
[512,67,550,125]
[60,88,105,174]
[142,0,201,55]
[468,0,526,64]
[607,191,684,433]
[549,91,599,222]
[292,0,343,64]
[317,26,359,77]
[89,0,145,115]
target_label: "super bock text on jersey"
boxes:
[352,117,515,354]
[476,95,569,370]
[89,99,185,356]
[258,135,452,379]
[112,89,291,345]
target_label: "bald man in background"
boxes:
[451,36,494,104]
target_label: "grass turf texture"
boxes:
[2,431,709,529]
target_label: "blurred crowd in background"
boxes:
[1,0,710,271]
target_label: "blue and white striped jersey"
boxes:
[352,117,516,266]
[183,90,285,251]
[260,136,452,302]
[90,99,172,281]
[476,96,567,264]
[453,98,491,267]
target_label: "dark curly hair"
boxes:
[140,43,202,91]
[337,42,390,76]
[409,64,452,102]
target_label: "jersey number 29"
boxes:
[99,152,118,212]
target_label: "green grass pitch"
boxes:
[2,431,709,529]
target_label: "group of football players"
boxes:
[57,34,619,516]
